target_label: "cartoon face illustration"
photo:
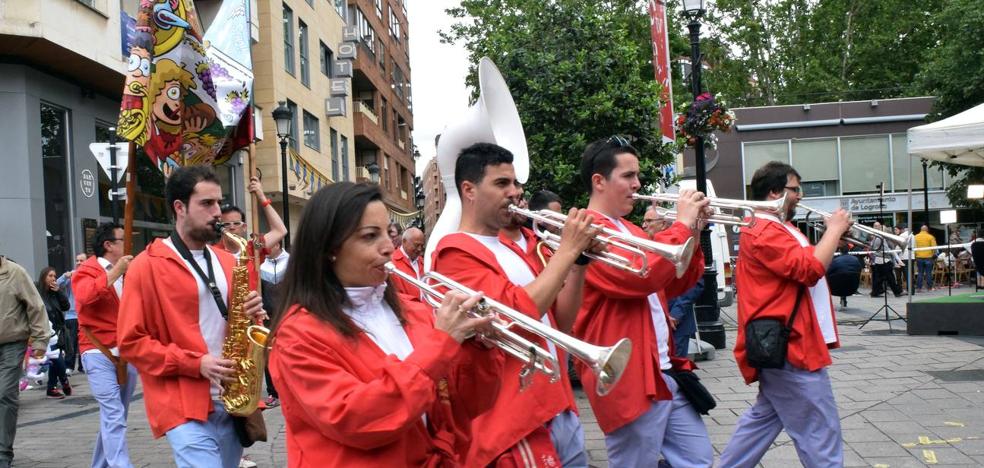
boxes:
[126,47,152,78]
[154,80,184,125]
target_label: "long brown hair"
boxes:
[36,266,56,293]
[271,182,403,338]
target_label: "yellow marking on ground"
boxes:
[902,443,917,448]
[919,436,932,444]
[945,437,962,443]
[923,449,938,464]
[944,421,965,427]
[873,464,890,468]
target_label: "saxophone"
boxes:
[219,231,270,416]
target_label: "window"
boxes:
[381,98,388,132]
[320,41,333,77]
[791,139,839,196]
[392,65,405,101]
[333,0,346,18]
[384,155,391,189]
[892,133,943,191]
[283,5,294,75]
[742,141,789,196]
[840,135,890,195]
[330,128,339,180]
[302,111,319,150]
[389,8,401,40]
[375,0,382,17]
[341,135,350,181]
[377,40,386,68]
[286,100,299,150]
[299,21,309,86]
[353,8,375,55]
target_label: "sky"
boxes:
[406,0,471,175]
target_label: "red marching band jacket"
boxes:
[734,217,840,384]
[73,256,121,354]
[432,230,578,467]
[390,247,423,299]
[574,215,704,434]
[268,297,505,467]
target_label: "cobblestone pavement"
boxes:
[10,285,984,467]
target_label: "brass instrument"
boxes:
[507,205,695,278]
[632,192,790,226]
[385,263,632,396]
[796,204,906,249]
[219,232,270,416]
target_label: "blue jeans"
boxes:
[165,401,242,468]
[83,353,138,468]
[550,409,587,467]
[917,258,935,289]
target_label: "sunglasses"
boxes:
[585,135,636,177]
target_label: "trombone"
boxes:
[385,263,632,396]
[632,192,790,226]
[796,204,907,249]
[507,205,696,278]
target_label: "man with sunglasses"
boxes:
[719,161,851,467]
[214,176,288,290]
[574,136,712,467]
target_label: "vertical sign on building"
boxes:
[648,0,675,144]
[327,26,359,117]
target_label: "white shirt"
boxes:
[467,233,558,361]
[164,238,229,398]
[260,251,290,284]
[344,284,414,360]
[602,216,673,370]
[399,247,420,277]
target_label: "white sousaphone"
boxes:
[423,57,530,271]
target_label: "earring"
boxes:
[330,255,337,262]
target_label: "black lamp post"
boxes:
[272,101,293,250]
[414,176,426,229]
[682,0,724,349]
[921,158,930,226]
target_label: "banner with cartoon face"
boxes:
[117,0,247,175]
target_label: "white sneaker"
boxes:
[238,456,257,468]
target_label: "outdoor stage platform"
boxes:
[907,292,984,335]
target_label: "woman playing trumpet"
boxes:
[268,182,504,467]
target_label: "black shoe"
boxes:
[871,294,884,298]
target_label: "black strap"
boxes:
[170,233,228,319]
[786,286,805,329]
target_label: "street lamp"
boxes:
[681,0,724,350]
[366,161,380,184]
[272,101,293,250]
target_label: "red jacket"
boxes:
[734,216,840,384]
[268,297,505,467]
[574,216,703,434]
[73,256,120,353]
[391,247,422,299]
[432,231,576,467]
[118,239,236,438]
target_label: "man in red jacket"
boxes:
[574,136,711,467]
[118,165,267,468]
[431,142,597,466]
[719,161,851,467]
[73,221,139,468]
[390,227,425,299]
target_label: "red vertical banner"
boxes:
[649,0,675,144]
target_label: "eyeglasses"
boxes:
[784,186,803,194]
[607,135,632,148]
[224,221,246,227]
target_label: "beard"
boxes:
[188,220,221,244]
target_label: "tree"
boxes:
[441,0,679,207]
[916,0,984,210]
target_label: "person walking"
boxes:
[0,255,51,468]
[36,267,71,399]
[57,253,86,373]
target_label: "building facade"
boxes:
[421,156,446,235]
[681,97,982,249]
[347,0,416,216]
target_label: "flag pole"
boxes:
[123,141,138,255]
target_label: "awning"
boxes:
[908,103,984,167]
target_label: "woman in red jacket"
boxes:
[268,182,503,467]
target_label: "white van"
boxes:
[667,179,735,308]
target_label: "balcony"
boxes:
[357,101,378,124]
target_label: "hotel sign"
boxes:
[326,26,359,117]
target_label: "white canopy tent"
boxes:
[908,102,984,167]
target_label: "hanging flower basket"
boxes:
[675,92,736,147]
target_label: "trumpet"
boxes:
[507,205,695,278]
[385,263,632,396]
[632,192,790,226]
[797,204,907,248]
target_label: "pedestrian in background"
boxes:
[56,253,86,374]
[35,267,71,399]
[0,255,51,468]
[914,225,937,291]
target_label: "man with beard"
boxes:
[719,161,851,467]
[431,143,598,467]
[118,166,268,468]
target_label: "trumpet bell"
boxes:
[593,338,632,396]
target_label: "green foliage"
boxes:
[441,0,680,208]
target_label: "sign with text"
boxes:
[327,26,360,117]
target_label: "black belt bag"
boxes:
[745,287,804,369]
[667,370,716,415]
